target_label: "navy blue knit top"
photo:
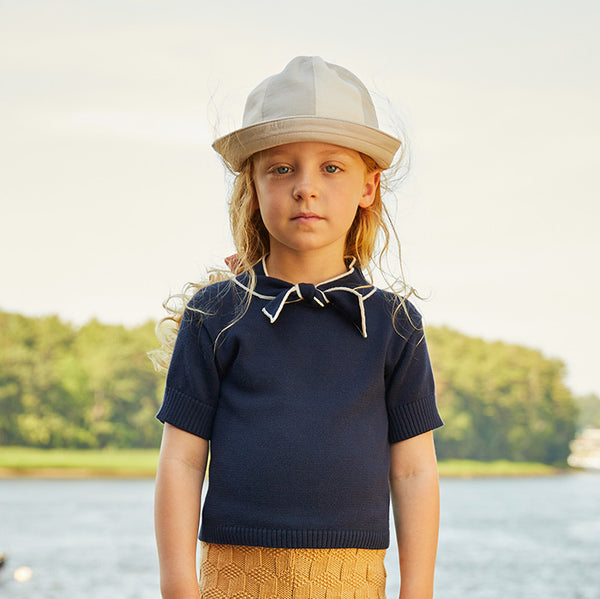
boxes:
[156,259,443,549]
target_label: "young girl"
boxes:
[153,56,443,599]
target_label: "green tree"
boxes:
[0,311,94,447]
[72,319,163,448]
[0,310,164,449]
[427,326,577,464]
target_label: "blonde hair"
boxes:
[149,145,417,372]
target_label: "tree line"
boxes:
[0,310,592,464]
[427,326,581,464]
[0,311,161,449]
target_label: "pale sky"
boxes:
[2,0,599,397]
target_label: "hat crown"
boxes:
[242,56,379,129]
[212,56,401,170]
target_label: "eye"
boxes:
[274,165,291,175]
[324,164,341,173]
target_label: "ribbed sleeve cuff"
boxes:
[156,387,215,439]
[388,395,443,443]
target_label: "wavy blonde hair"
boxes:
[149,146,416,372]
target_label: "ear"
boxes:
[358,170,380,208]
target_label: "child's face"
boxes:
[253,141,379,266]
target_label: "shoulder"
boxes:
[187,278,235,308]
[368,287,424,339]
[182,278,240,328]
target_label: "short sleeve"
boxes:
[385,323,443,444]
[156,306,220,439]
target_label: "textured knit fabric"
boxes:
[198,543,387,599]
[157,258,443,549]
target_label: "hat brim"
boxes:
[212,116,401,171]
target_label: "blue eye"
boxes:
[275,166,291,175]
[324,165,340,173]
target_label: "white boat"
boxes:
[568,428,600,471]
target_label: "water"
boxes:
[0,474,598,598]
[0,479,157,598]
[431,474,600,599]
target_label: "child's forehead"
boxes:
[256,142,362,161]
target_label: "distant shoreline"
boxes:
[0,467,156,479]
[437,459,570,478]
[0,447,159,479]
[0,447,576,479]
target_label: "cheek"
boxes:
[255,197,279,229]
[255,185,282,218]
[253,185,268,215]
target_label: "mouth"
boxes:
[292,212,323,223]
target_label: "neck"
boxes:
[265,249,348,285]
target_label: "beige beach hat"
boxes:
[212,56,401,171]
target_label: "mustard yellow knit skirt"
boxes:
[198,543,387,599]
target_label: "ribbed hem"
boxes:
[388,395,443,443]
[200,525,389,550]
[156,387,215,439]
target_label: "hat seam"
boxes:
[310,59,317,118]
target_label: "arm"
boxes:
[389,431,440,599]
[155,423,209,599]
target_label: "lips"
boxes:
[292,212,323,222]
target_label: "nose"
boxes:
[292,169,318,201]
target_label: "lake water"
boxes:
[0,474,598,598]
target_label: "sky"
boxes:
[1,0,599,397]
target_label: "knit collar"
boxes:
[233,257,376,337]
